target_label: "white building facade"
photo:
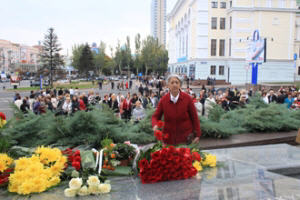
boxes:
[151,0,167,46]
[167,0,300,85]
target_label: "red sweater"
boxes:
[79,99,86,110]
[152,91,201,145]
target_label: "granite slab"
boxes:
[2,144,300,200]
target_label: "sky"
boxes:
[0,0,178,55]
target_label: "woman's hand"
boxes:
[192,137,200,144]
[153,125,158,132]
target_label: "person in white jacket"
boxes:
[62,96,72,115]
[204,92,216,118]
[194,98,203,118]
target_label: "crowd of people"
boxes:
[187,85,300,117]
[13,86,161,123]
[12,81,300,123]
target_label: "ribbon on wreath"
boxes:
[92,143,140,175]
[92,148,104,175]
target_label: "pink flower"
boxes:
[124,141,131,145]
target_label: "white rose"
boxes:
[87,175,100,186]
[98,183,111,194]
[69,178,82,190]
[88,185,100,195]
[64,188,77,197]
[78,186,90,196]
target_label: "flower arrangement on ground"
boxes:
[64,176,111,197]
[8,146,67,195]
[100,139,136,171]
[138,120,218,184]
[0,153,13,186]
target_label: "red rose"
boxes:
[74,150,80,156]
[154,130,163,141]
[151,151,161,161]
[168,146,176,154]
[163,133,169,140]
[139,159,149,170]
[149,160,160,169]
[4,168,13,173]
[72,161,81,171]
[74,156,81,163]
[157,121,165,128]
[69,155,74,162]
[192,152,201,162]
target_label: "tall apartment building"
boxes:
[0,39,42,73]
[168,0,300,84]
[151,0,167,47]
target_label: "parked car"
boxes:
[30,80,50,87]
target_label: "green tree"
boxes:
[141,36,169,75]
[141,36,157,75]
[78,44,95,77]
[40,27,64,87]
[124,36,132,77]
[94,41,106,75]
[134,33,142,75]
[114,41,122,75]
[155,46,169,75]
[71,44,84,70]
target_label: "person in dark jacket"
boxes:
[109,94,119,114]
[138,84,144,96]
[72,96,80,113]
[268,89,278,103]
[20,99,29,113]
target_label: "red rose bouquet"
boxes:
[62,148,81,171]
[138,120,216,184]
[138,146,198,183]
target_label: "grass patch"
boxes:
[7,82,99,91]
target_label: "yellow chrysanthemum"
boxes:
[0,119,6,128]
[9,146,67,195]
[0,153,13,172]
[193,161,203,172]
[0,163,5,172]
[8,183,18,193]
[48,176,60,187]
[18,181,35,195]
[201,154,217,167]
[35,146,63,164]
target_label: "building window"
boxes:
[279,0,285,8]
[220,18,226,29]
[211,1,218,8]
[219,39,225,56]
[210,65,216,75]
[230,1,232,8]
[220,2,226,8]
[186,35,188,57]
[229,38,232,56]
[211,17,217,30]
[211,39,217,56]
[230,16,232,29]
[298,66,300,75]
[219,65,225,75]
